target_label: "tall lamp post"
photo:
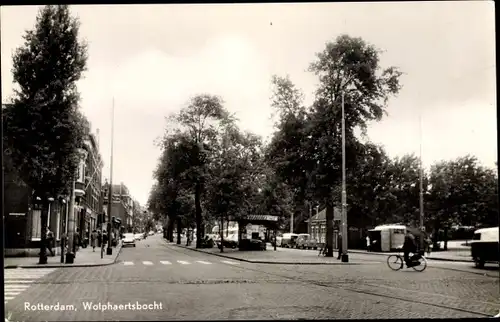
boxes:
[65,174,76,263]
[340,90,349,263]
[419,113,425,251]
[107,98,115,256]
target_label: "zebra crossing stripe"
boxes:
[196,261,212,265]
[160,261,171,265]
[123,261,134,266]
[221,260,239,265]
[4,297,15,300]
[4,280,34,284]
[142,261,154,265]
[177,260,190,265]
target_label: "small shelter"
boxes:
[237,214,279,243]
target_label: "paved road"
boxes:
[5,234,499,321]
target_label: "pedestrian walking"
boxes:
[46,227,55,256]
[337,233,343,260]
[366,235,371,252]
[97,230,102,247]
[74,228,80,252]
[90,230,98,252]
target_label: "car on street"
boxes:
[122,233,136,247]
[296,234,318,249]
[134,233,144,241]
[281,233,299,248]
[470,226,499,268]
[148,231,155,236]
[217,233,238,249]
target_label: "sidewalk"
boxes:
[166,238,473,263]
[4,243,123,268]
[165,239,379,265]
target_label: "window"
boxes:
[32,210,42,240]
[473,233,481,240]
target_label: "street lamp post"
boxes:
[107,98,115,256]
[419,113,425,251]
[340,91,349,263]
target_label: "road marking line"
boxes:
[4,281,34,284]
[4,297,15,300]
[221,260,239,265]
[142,261,154,265]
[123,261,134,266]
[4,292,21,296]
[160,261,171,265]
[196,261,212,265]
[177,260,190,265]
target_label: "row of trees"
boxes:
[3,6,90,262]
[149,36,498,255]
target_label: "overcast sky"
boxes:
[1,2,496,206]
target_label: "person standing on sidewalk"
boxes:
[90,230,97,252]
[366,235,371,252]
[46,227,55,256]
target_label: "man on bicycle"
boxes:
[403,231,417,267]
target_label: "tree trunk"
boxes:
[220,215,225,253]
[325,200,334,257]
[443,226,449,251]
[195,182,202,248]
[39,201,49,264]
[168,219,174,242]
[176,217,182,244]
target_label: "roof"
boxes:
[371,224,407,231]
[305,207,341,223]
[242,215,278,222]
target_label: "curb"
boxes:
[165,240,372,265]
[4,243,123,269]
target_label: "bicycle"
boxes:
[387,249,427,272]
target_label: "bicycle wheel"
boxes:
[387,255,403,271]
[412,256,428,272]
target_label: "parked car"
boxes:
[122,233,136,247]
[281,233,299,248]
[275,234,283,247]
[296,234,318,249]
[134,233,143,241]
[471,226,499,268]
[148,231,155,236]
[217,234,238,249]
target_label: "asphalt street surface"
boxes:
[4,234,500,320]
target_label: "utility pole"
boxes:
[290,212,294,234]
[65,175,76,263]
[107,98,115,256]
[341,90,348,262]
[308,203,312,235]
[419,113,425,251]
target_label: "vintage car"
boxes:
[281,233,299,248]
[217,233,238,249]
[470,227,499,268]
[295,234,318,249]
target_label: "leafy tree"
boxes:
[165,94,232,248]
[3,5,88,264]
[275,34,402,257]
[427,155,498,249]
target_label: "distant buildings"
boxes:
[102,182,133,235]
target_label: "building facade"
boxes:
[76,132,103,243]
[3,106,99,256]
[102,182,133,235]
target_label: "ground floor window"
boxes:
[31,210,42,240]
